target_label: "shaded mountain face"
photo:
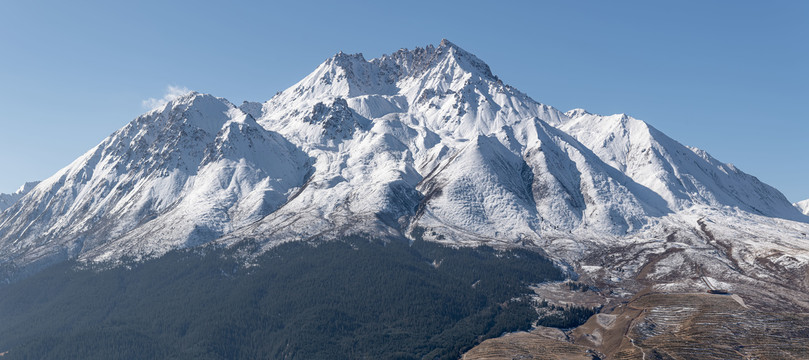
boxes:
[0,39,807,282]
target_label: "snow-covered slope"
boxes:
[0,181,40,212]
[0,93,310,273]
[560,110,804,221]
[0,39,807,282]
[412,120,670,243]
[253,39,565,146]
[796,199,809,215]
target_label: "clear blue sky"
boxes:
[1,1,807,201]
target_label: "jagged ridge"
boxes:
[0,40,807,282]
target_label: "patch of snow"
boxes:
[0,181,40,212]
[795,199,809,215]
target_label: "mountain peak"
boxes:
[259,40,565,138]
[431,39,494,79]
[328,51,367,67]
[15,181,40,195]
[3,40,809,305]
[565,108,592,118]
[796,199,809,215]
[0,181,41,212]
[170,91,219,107]
[147,91,222,113]
[137,91,235,136]
[435,38,467,55]
[268,39,502,105]
[436,38,464,53]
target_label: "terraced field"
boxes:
[465,292,809,359]
[462,331,596,360]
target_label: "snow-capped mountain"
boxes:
[0,94,310,273]
[0,181,39,212]
[796,199,809,215]
[559,110,803,221]
[1,39,807,282]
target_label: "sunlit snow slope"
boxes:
[796,199,809,216]
[0,182,39,212]
[0,39,806,280]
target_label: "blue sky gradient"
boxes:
[1,1,807,201]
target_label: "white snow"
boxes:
[1,39,807,281]
[559,111,806,221]
[0,181,40,212]
[796,199,809,215]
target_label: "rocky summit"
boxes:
[1,40,808,359]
